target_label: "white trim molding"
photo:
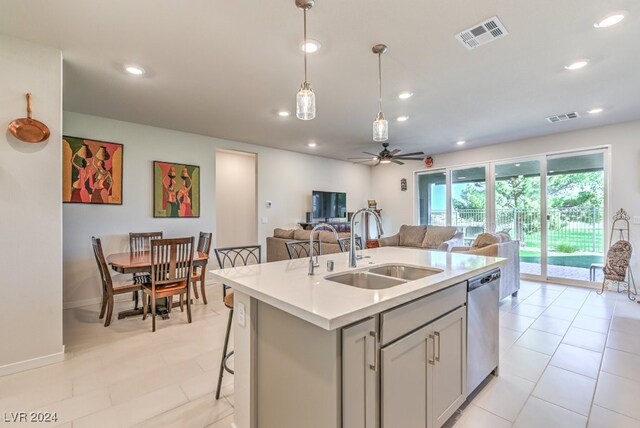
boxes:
[0,347,65,377]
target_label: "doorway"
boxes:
[215,149,258,248]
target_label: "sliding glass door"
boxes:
[494,160,542,276]
[545,152,605,282]
[451,166,487,245]
[417,170,447,226]
[415,148,607,286]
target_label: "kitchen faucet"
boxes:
[308,223,338,275]
[350,208,384,268]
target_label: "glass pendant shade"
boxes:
[373,112,388,141]
[296,82,316,120]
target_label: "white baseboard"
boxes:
[0,346,65,377]
[63,294,130,310]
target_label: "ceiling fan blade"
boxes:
[394,156,425,161]
[348,156,377,160]
[352,159,377,164]
[395,151,425,158]
[391,159,405,165]
[362,152,380,157]
[390,149,401,155]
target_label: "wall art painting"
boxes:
[62,136,123,204]
[153,161,200,218]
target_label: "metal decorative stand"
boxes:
[597,209,637,300]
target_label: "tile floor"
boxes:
[2,279,640,427]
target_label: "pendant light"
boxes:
[372,44,388,141]
[296,0,315,120]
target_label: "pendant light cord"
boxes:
[303,8,308,84]
[378,53,383,113]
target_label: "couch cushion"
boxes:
[398,225,427,247]
[293,229,312,240]
[318,230,339,243]
[421,226,458,249]
[471,233,501,248]
[274,228,295,239]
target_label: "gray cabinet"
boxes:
[380,306,467,428]
[342,317,378,428]
[430,306,467,427]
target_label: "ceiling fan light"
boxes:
[380,158,391,164]
[296,82,315,120]
[373,112,388,142]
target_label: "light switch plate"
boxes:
[237,302,246,328]
[261,217,268,224]
[634,216,640,225]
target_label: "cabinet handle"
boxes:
[427,334,435,365]
[369,331,377,371]
[434,331,441,362]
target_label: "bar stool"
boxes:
[213,245,262,399]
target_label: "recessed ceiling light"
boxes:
[515,163,521,167]
[397,116,409,122]
[277,110,291,117]
[549,170,555,173]
[301,40,321,53]
[307,142,317,148]
[398,91,414,100]
[564,60,589,71]
[124,65,145,75]
[594,13,625,28]
[456,140,466,146]
[458,176,467,179]
[587,108,604,114]
[372,157,378,161]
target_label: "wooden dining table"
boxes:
[107,250,210,319]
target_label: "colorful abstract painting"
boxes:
[62,136,123,204]
[153,161,200,218]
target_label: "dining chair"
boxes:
[142,237,194,332]
[129,232,163,308]
[337,235,363,253]
[285,239,322,260]
[213,244,262,399]
[191,232,213,304]
[91,237,142,327]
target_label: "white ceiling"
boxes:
[1,1,639,162]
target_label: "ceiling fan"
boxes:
[349,142,425,166]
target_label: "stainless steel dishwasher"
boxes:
[467,268,501,395]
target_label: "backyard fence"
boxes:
[432,206,604,253]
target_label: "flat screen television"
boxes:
[312,191,347,220]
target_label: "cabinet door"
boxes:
[381,324,431,428]
[343,318,378,428]
[429,306,467,428]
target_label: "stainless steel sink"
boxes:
[367,264,443,281]
[325,271,406,290]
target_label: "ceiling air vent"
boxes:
[455,16,509,50]
[546,112,580,123]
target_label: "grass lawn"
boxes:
[523,228,604,253]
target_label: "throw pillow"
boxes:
[398,225,427,247]
[471,233,500,248]
[422,226,458,249]
[274,228,295,239]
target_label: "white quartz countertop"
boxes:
[209,247,505,330]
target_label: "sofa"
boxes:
[266,228,349,262]
[378,225,464,252]
[451,232,521,300]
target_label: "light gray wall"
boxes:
[371,119,640,275]
[63,112,373,306]
[0,34,63,373]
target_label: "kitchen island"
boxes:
[210,246,505,428]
